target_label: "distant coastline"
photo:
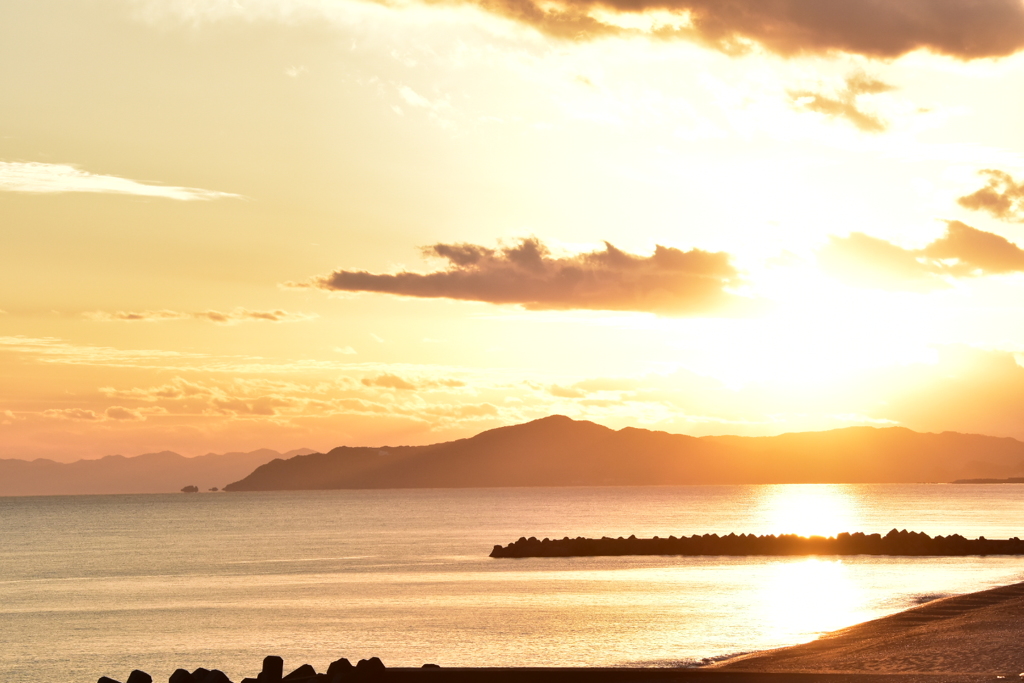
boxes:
[224,415,1024,492]
[952,477,1024,484]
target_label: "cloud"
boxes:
[922,221,1024,274]
[549,384,587,399]
[42,408,103,421]
[788,73,895,133]
[104,406,147,421]
[361,373,467,390]
[445,0,1024,59]
[297,237,743,315]
[362,373,418,391]
[195,308,317,324]
[0,161,239,200]
[86,308,316,324]
[130,0,1024,59]
[958,169,1024,222]
[85,310,192,322]
[818,221,1024,290]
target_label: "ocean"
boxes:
[3,484,1024,682]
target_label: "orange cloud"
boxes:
[958,169,1024,222]
[450,0,1024,59]
[361,373,467,390]
[299,237,742,315]
[104,406,147,421]
[818,221,1024,290]
[86,308,316,324]
[788,73,895,133]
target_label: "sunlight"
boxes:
[755,484,862,538]
[753,558,870,645]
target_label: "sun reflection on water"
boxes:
[754,558,870,644]
[755,484,862,538]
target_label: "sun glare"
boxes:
[754,558,869,644]
[755,484,861,538]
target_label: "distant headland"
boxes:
[489,529,1024,558]
[223,415,1024,491]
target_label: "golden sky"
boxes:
[5,0,1024,461]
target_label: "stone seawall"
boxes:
[489,529,1024,558]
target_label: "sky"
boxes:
[5,0,1024,461]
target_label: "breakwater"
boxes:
[97,655,406,683]
[489,529,1024,558]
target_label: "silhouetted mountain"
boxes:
[0,448,314,496]
[224,416,1024,491]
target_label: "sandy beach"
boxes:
[712,580,1024,676]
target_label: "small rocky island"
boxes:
[490,529,1024,558]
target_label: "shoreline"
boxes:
[708,579,1024,675]
[379,580,1024,680]
[105,581,1024,683]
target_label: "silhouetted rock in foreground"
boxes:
[282,664,317,681]
[490,529,1024,558]
[169,670,194,683]
[101,654,395,683]
[258,656,284,683]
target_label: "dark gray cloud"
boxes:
[464,0,1024,59]
[818,221,1024,290]
[789,73,895,133]
[300,237,743,316]
[958,169,1024,222]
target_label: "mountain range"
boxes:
[224,415,1024,491]
[0,448,313,496]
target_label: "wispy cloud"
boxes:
[361,373,467,391]
[294,237,745,316]
[958,169,1024,223]
[818,221,1024,290]
[789,73,895,133]
[0,161,239,200]
[41,405,159,422]
[85,308,317,324]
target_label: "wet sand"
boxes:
[712,580,1024,675]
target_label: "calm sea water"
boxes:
[3,484,1024,682]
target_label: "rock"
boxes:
[127,671,153,683]
[169,670,195,683]
[282,664,317,681]
[325,658,352,680]
[356,658,384,671]
[98,677,122,683]
[421,663,440,668]
[258,656,284,683]
[181,485,199,493]
[192,668,211,683]
[354,658,385,680]
[205,670,232,683]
